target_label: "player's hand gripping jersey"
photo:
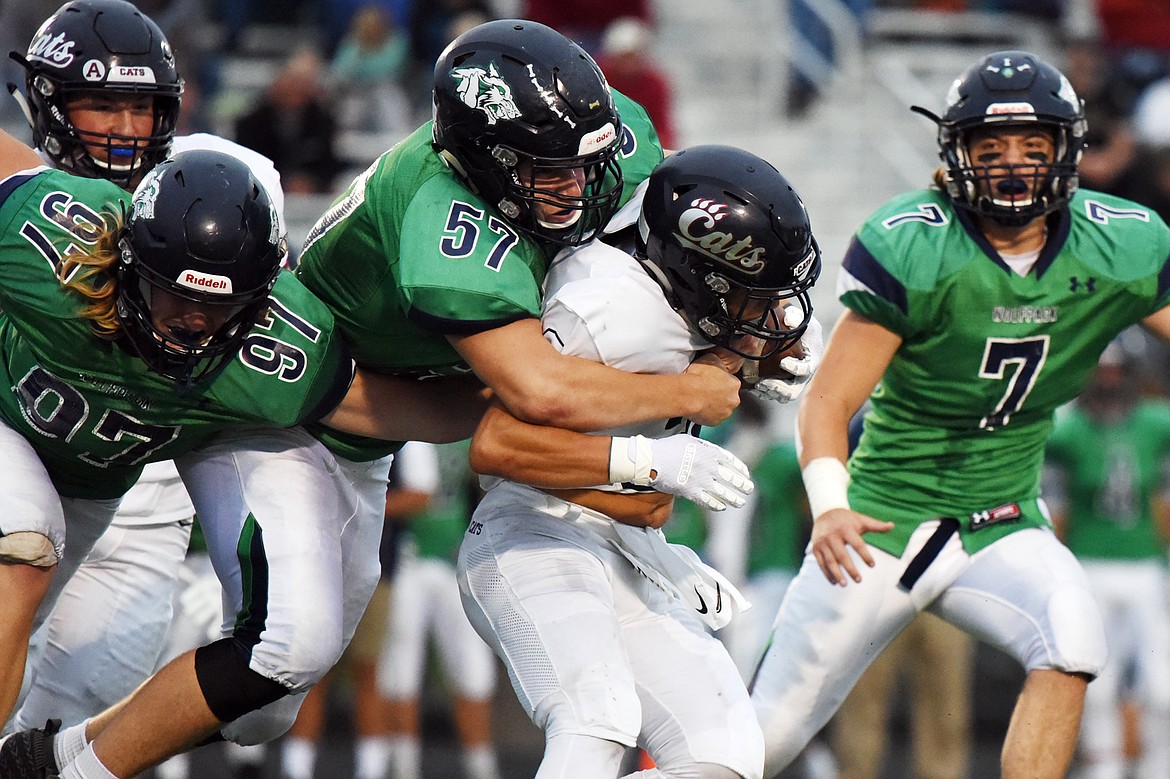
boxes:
[0,170,352,499]
[841,188,1170,556]
[295,91,662,461]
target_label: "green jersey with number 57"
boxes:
[840,187,1170,556]
[0,169,352,500]
[295,91,664,461]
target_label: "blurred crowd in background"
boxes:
[1,0,1165,224]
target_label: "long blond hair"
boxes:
[931,166,948,192]
[59,209,124,340]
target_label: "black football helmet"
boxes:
[11,0,183,188]
[912,50,1086,226]
[116,149,282,385]
[635,145,822,360]
[432,19,623,247]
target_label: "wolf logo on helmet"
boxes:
[450,63,522,125]
[131,165,162,220]
[432,19,624,246]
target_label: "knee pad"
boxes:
[219,692,307,746]
[1043,585,1108,677]
[533,674,641,746]
[0,531,57,567]
[194,638,290,723]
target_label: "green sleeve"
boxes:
[611,89,665,204]
[395,175,546,332]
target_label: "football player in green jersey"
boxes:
[1044,342,1170,778]
[0,137,482,749]
[6,1,296,743]
[750,50,1170,779]
[295,18,739,456]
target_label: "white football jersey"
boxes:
[541,193,710,440]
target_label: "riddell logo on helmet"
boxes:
[986,102,1035,116]
[178,270,234,294]
[578,123,617,155]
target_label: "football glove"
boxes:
[748,309,824,404]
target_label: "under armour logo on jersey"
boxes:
[1069,276,1096,293]
[881,203,948,229]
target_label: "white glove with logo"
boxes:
[748,309,824,404]
[609,434,754,511]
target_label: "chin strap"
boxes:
[434,146,475,190]
[7,82,34,129]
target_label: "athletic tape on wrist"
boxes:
[608,435,654,484]
[802,456,851,519]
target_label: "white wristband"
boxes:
[802,456,851,520]
[608,435,654,484]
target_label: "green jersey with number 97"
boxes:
[840,187,1170,556]
[0,169,353,500]
[295,91,664,461]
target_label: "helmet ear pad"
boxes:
[635,145,821,359]
[116,149,282,385]
[431,19,623,247]
[18,0,183,188]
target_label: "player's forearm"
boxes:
[797,311,898,466]
[494,353,739,432]
[470,405,673,526]
[452,320,738,432]
[543,488,674,528]
[796,371,857,521]
[321,370,489,443]
[796,388,853,467]
[468,402,611,487]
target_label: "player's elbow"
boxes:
[468,430,513,478]
[494,378,576,428]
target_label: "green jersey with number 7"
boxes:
[839,186,1170,556]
